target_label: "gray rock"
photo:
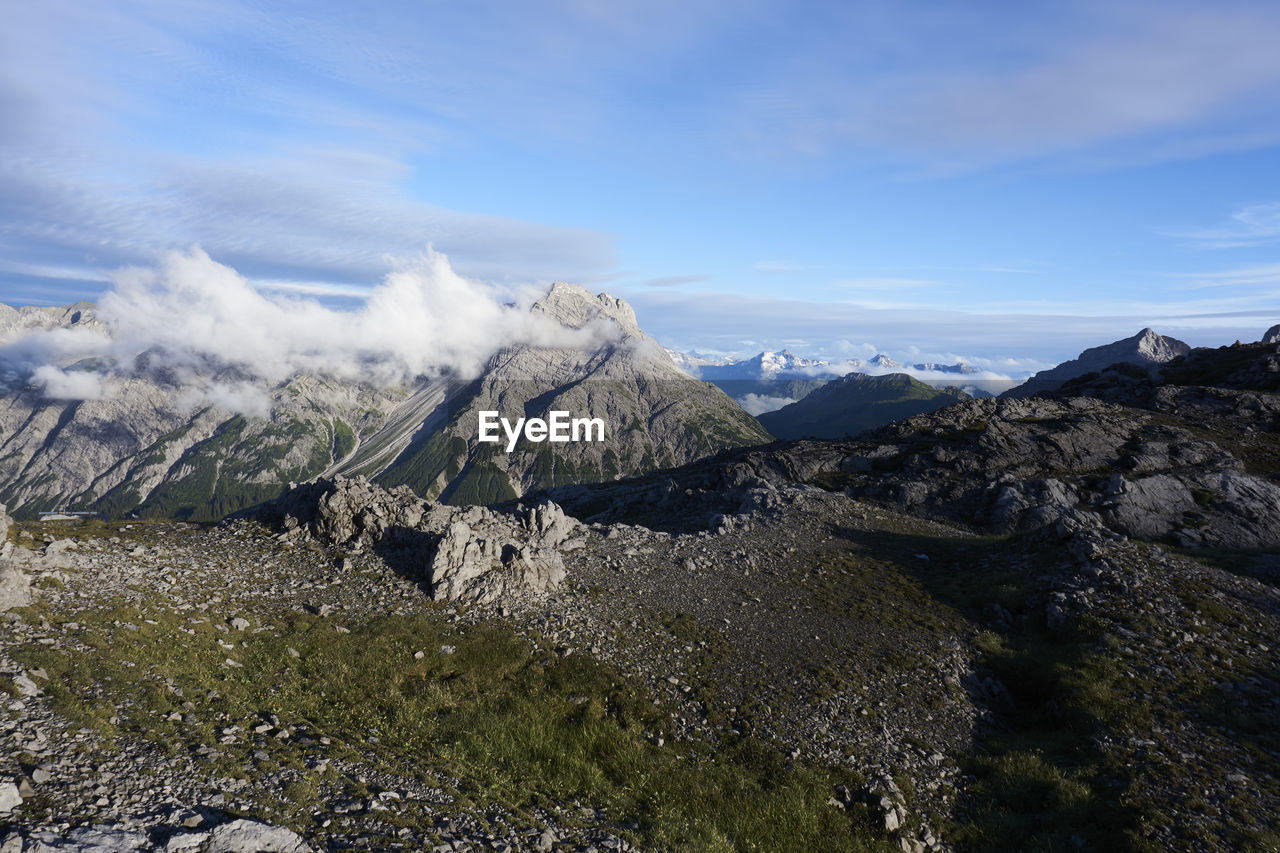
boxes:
[163,833,206,853]
[1101,474,1195,540]
[0,504,31,612]
[25,826,149,852]
[0,286,765,520]
[0,559,31,611]
[270,477,576,603]
[12,673,40,698]
[1263,324,1280,344]
[0,782,20,814]
[202,819,313,853]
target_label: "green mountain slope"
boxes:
[757,372,969,439]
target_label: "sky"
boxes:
[2,0,1280,374]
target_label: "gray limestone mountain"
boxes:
[1004,327,1190,399]
[0,284,768,519]
[0,301,101,345]
[371,283,772,505]
[757,372,970,439]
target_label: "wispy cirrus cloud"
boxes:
[728,1,1280,171]
[644,274,711,288]
[0,146,618,295]
[833,277,944,291]
[628,288,1278,366]
[1174,203,1280,248]
[754,260,807,274]
[1172,263,1280,288]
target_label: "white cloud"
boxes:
[1,248,620,409]
[31,365,106,400]
[1173,263,1280,288]
[186,381,272,419]
[0,146,618,291]
[627,289,1277,366]
[729,2,1280,170]
[737,393,795,416]
[1175,203,1280,248]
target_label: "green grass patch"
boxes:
[12,601,884,851]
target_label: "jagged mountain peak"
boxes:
[1006,327,1190,398]
[0,299,101,344]
[1129,327,1188,361]
[868,354,901,368]
[534,282,641,338]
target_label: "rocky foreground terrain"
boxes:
[0,340,1278,851]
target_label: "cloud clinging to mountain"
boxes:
[1,249,617,410]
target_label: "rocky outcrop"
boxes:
[551,388,1280,549]
[1,819,312,853]
[263,476,583,603]
[0,504,32,612]
[1264,324,1280,344]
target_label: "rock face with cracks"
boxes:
[0,503,34,612]
[261,476,583,603]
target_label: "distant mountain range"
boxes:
[668,347,981,382]
[666,347,999,413]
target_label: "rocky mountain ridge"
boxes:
[0,286,767,520]
[1003,327,1190,399]
[547,343,1280,552]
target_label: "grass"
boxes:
[812,525,1156,852]
[9,598,885,851]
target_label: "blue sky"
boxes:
[3,0,1280,373]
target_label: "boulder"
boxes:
[0,505,31,610]
[203,819,313,853]
[264,477,579,603]
[0,782,19,814]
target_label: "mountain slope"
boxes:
[373,283,773,504]
[757,372,969,439]
[0,372,405,521]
